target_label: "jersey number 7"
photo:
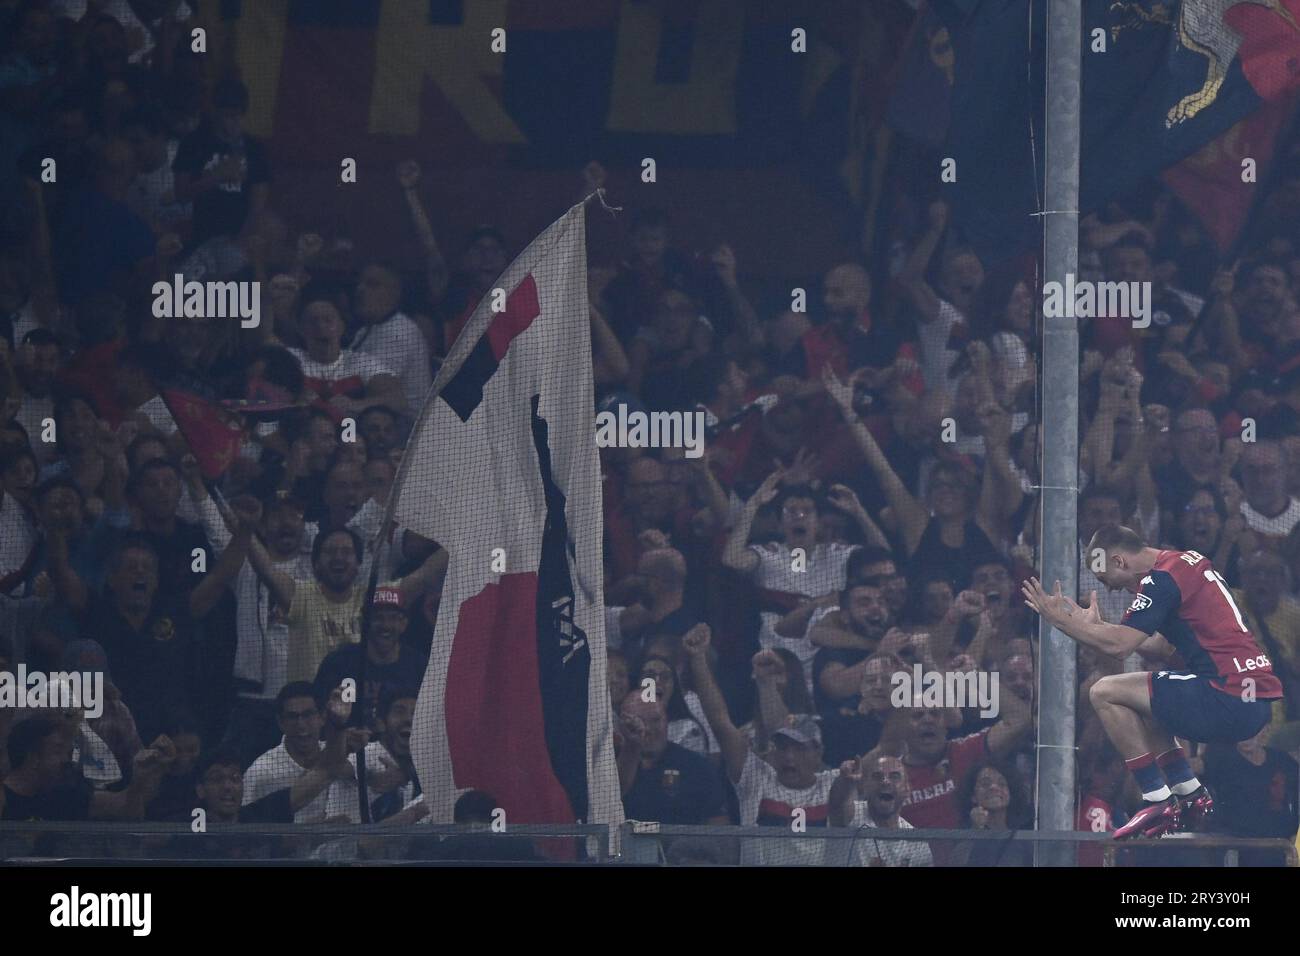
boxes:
[1204,569,1248,633]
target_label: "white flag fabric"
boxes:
[391,202,622,836]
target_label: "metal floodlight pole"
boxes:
[1035,0,1081,867]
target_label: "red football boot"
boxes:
[1176,787,1214,832]
[1113,796,1181,839]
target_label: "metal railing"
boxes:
[1,821,1293,866]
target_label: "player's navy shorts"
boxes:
[1149,671,1273,743]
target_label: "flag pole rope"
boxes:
[584,187,622,214]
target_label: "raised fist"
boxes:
[952,590,985,618]
[683,623,711,658]
[751,649,785,682]
[326,685,351,726]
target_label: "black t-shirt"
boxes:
[172,124,271,246]
[600,250,718,347]
[89,595,205,743]
[163,788,294,824]
[2,775,94,821]
[622,742,727,824]
[100,520,213,601]
[312,643,428,728]
[906,518,1000,595]
[1205,746,1299,839]
[162,789,294,860]
[1152,461,1210,516]
[146,770,200,821]
[812,642,883,765]
[236,788,295,824]
[812,644,869,714]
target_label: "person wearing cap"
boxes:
[683,624,841,865]
[236,492,446,688]
[312,583,428,732]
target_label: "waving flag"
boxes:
[391,200,621,837]
[160,389,245,480]
[929,0,1300,262]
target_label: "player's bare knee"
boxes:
[1089,675,1117,709]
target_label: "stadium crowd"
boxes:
[0,0,1297,864]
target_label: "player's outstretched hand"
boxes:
[1020,577,1085,630]
[1082,590,1103,625]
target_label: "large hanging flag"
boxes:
[390,199,621,836]
[1161,91,1300,253]
[928,0,1300,263]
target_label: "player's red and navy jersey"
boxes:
[1120,550,1283,699]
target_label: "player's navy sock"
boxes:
[1156,747,1201,797]
[1125,752,1172,802]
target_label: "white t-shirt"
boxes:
[840,804,933,867]
[243,739,353,823]
[350,312,431,415]
[735,751,839,866]
[668,690,720,755]
[72,721,121,789]
[194,493,312,699]
[1241,497,1300,537]
[917,299,964,396]
[289,348,393,399]
[323,741,419,822]
[749,541,854,675]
